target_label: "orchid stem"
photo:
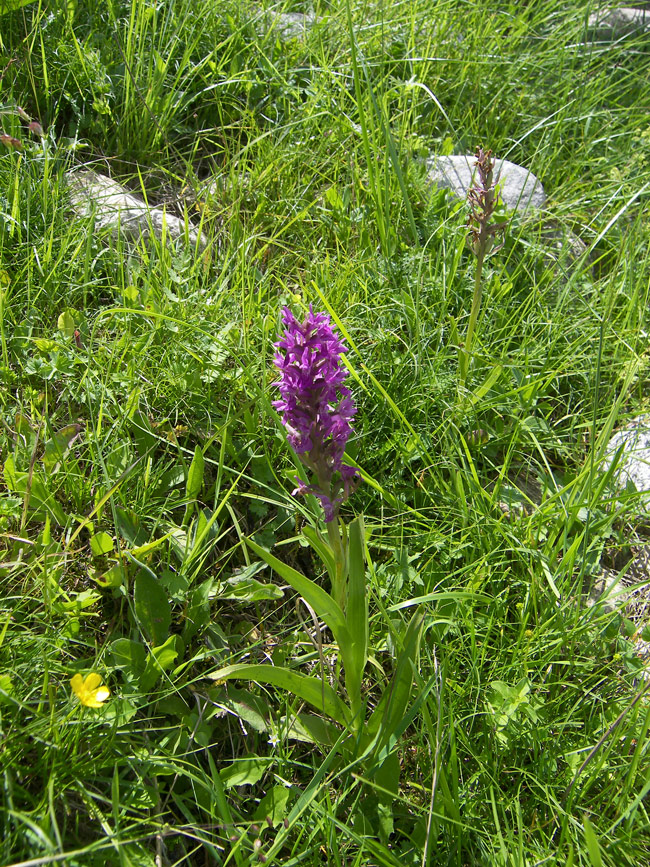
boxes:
[326,519,347,611]
[459,243,486,389]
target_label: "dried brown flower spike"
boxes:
[467,147,507,258]
[459,147,508,388]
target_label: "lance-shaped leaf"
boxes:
[301,524,337,585]
[345,515,368,721]
[246,537,349,645]
[186,445,205,501]
[366,608,425,750]
[207,664,350,726]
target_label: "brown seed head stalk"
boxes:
[467,147,507,258]
[459,148,507,389]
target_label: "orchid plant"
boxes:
[209,306,424,764]
[272,306,361,610]
[458,147,507,388]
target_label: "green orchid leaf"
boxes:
[207,663,350,726]
[366,608,425,747]
[345,515,368,718]
[301,524,337,583]
[245,537,348,643]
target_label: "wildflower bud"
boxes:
[0,134,22,150]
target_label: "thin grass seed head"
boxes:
[273,306,360,522]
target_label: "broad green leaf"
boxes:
[57,310,77,340]
[228,560,268,581]
[220,756,273,789]
[207,685,270,732]
[186,445,204,500]
[130,411,158,457]
[182,578,212,643]
[3,454,17,490]
[272,712,342,748]
[208,663,350,725]
[42,424,82,474]
[4,456,66,525]
[56,589,100,612]
[110,638,146,675]
[90,531,114,557]
[106,442,132,481]
[246,537,348,643]
[14,414,33,437]
[325,185,345,209]
[134,569,171,647]
[0,674,14,703]
[0,0,39,12]
[140,635,182,691]
[95,562,126,589]
[27,474,67,525]
[218,576,283,603]
[115,507,148,546]
[253,785,290,826]
[389,590,492,611]
[374,749,400,795]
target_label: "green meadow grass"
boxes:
[1,0,650,864]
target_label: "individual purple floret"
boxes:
[273,306,360,522]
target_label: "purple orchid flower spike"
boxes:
[273,306,360,522]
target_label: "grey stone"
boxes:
[267,10,318,39]
[425,154,545,215]
[587,7,650,38]
[604,416,650,503]
[586,547,650,678]
[586,570,627,613]
[66,170,207,251]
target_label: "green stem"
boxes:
[326,519,347,612]
[0,280,8,370]
[459,242,486,390]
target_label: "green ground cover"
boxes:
[1,0,650,864]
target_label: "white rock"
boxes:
[604,416,650,501]
[587,7,650,37]
[66,170,207,251]
[587,570,626,613]
[267,10,317,39]
[425,154,545,215]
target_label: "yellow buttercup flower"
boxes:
[70,672,110,708]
